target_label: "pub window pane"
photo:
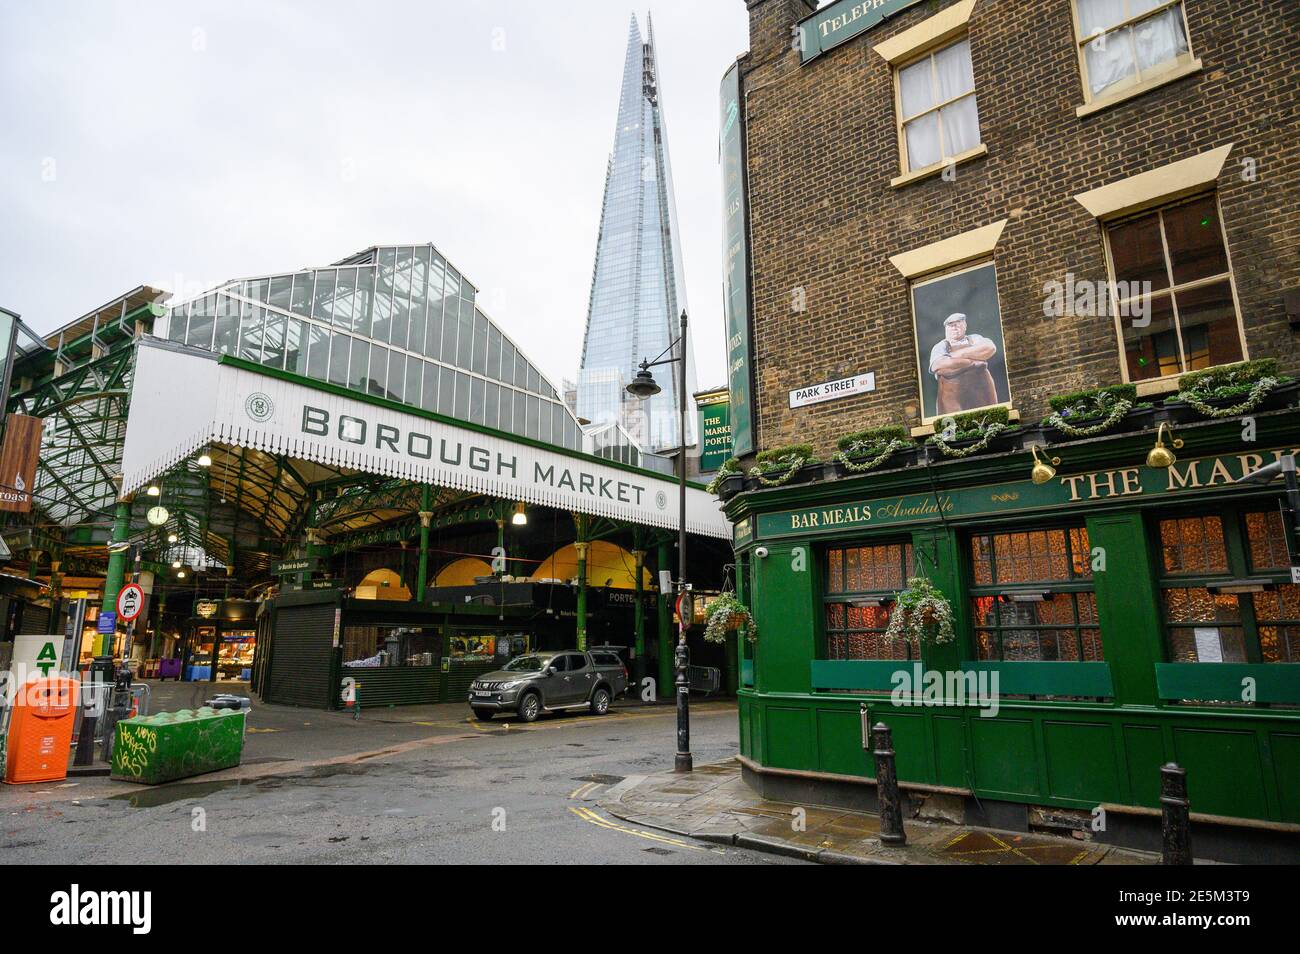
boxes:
[968,526,1100,662]
[1106,194,1244,381]
[1253,586,1300,663]
[1245,510,1291,571]
[1163,587,1245,662]
[822,542,916,662]
[1158,515,1228,575]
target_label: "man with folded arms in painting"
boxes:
[928,312,998,415]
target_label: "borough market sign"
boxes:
[754,448,1299,539]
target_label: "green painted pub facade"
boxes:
[726,411,1300,857]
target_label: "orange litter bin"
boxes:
[5,676,80,784]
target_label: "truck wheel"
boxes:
[517,692,542,723]
[472,708,495,722]
[591,687,611,715]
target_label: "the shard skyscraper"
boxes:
[578,13,696,455]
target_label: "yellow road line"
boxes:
[568,805,713,853]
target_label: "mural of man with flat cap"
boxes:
[927,312,998,415]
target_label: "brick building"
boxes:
[735,0,1299,454]
[720,0,1300,858]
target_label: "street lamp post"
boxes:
[1240,453,1300,580]
[627,309,693,772]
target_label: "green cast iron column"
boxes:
[575,540,589,651]
[416,485,433,597]
[98,499,132,655]
[657,541,672,698]
[632,547,646,660]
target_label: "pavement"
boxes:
[597,758,1160,865]
[2,681,1157,864]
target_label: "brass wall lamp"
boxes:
[1029,445,1061,485]
[1147,422,1184,469]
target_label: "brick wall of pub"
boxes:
[739,0,1300,456]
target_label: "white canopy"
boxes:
[120,340,730,539]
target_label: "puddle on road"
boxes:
[109,779,247,808]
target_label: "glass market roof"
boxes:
[164,244,584,451]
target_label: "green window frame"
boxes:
[821,540,915,661]
[967,524,1101,662]
[1154,504,1300,663]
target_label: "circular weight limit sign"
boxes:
[117,583,145,622]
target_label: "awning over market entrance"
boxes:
[120,339,729,539]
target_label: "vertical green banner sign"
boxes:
[719,62,755,456]
[698,397,733,473]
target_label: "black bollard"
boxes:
[872,721,906,845]
[1160,762,1192,865]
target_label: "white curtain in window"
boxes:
[941,96,981,155]
[899,58,934,119]
[934,39,975,100]
[905,111,941,170]
[1085,28,1137,97]
[1076,0,1126,35]
[1134,6,1188,72]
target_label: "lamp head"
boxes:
[626,367,661,399]
[511,501,527,526]
[1029,445,1060,485]
[1147,422,1184,469]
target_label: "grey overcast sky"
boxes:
[0,1,752,390]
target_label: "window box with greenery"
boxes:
[832,425,918,477]
[1162,359,1297,423]
[1042,383,1155,441]
[746,444,824,488]
[705,457,745,500]
[927,406,1021,459]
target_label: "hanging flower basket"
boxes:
[884,577,956,646]
[703,592,757,644]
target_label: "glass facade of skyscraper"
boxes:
[165,244,583,451]
[578,14,697,454]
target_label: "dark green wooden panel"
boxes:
[1270,733,1300,823]
[1172,727,1268,819]
[932,714,967,789]
[766,706,815,771]
[1155,663,1300,704]
[1122,724,1165,808]
[741,658,754,687]
[971,718,1041,798]
[810,660,905,691]
[1043,721,1121,804]
[816,707,867,777]
[869,708,933,784]
[961,661,1114,697]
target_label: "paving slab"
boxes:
[597,757,1160,866]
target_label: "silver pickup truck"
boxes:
[468,650,629,723]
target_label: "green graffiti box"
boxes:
[110,707,246,784]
